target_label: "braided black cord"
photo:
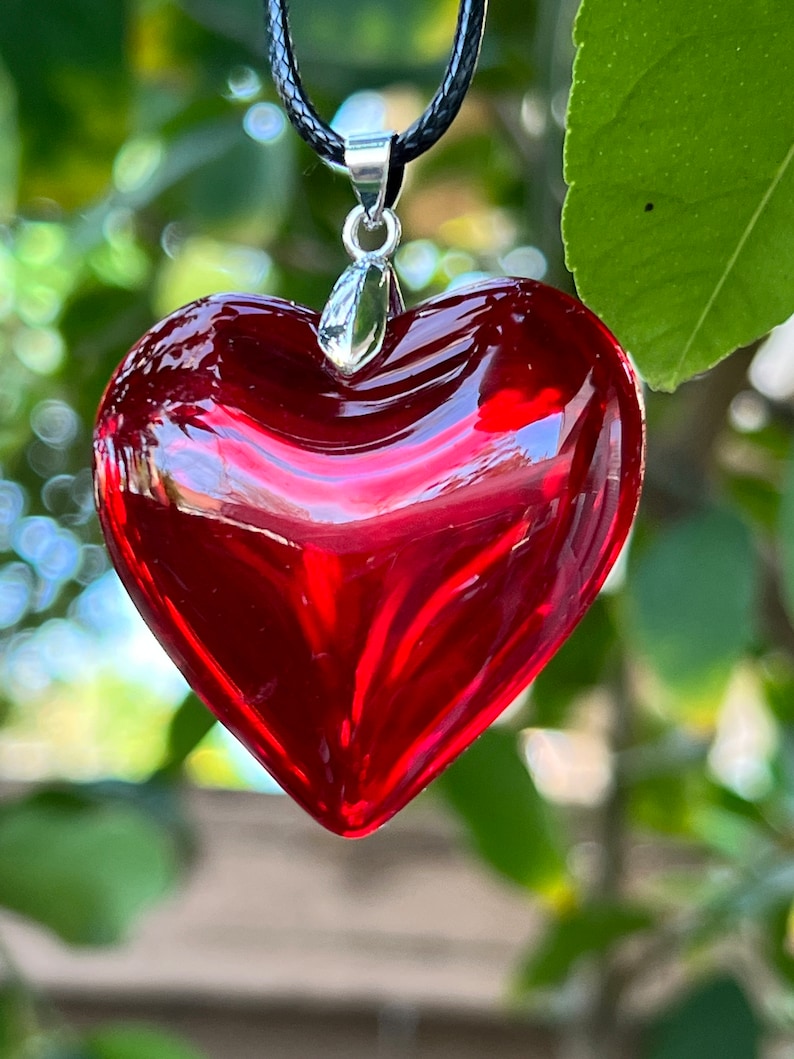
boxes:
[265,0,487,171]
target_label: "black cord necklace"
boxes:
[264,0,488,199]
[264,0,489,374]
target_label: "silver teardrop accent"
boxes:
[318,256,393,377]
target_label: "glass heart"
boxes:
[94,278,644,836]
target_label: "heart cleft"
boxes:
[93,278,645,837]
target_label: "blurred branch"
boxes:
[759,548,794,657]
[532,0,578,288]
[488,95,540,172]
[585,657,633,1058]
[643,341,759,519]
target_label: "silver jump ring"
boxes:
[342,206,401,262]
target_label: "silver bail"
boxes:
[345,131,395,229]
[317,132,405,378]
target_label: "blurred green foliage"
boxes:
[84,1026,208,1059]
[564,0,794,390]
[645,977,761,1059]
[0,0,794,1057]
[0,786,180,945]
[437,727,568,895]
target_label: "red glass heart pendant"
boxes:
[94,278,644,836]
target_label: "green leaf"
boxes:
[435,728,567,896]
[724,472,780,533]
[516,901,652,991]
[479,0,537,87]
[531,597,617,728]
[763,661,794,726]
[149,111,295,244]
[181,0,458,86]
[689,804,768,863]
[763,901,794,987]
[0,986,33,1055]
[0,61,17,220]
[77,781,195,861]
[645,976,760,1059]
[0,788,180,946]
[767,727,794,821]
[564,1,794,390]
[84,1026,207,1059]
[0,0,129,203]
[625,510,756,706]
[778,441,794,624]
[59,285,155,422]
[156,692,217,779]
[627,738,710,837]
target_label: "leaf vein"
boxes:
[674,138,794,377]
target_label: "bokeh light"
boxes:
[226,66,262,102]
[243,102,287,144]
